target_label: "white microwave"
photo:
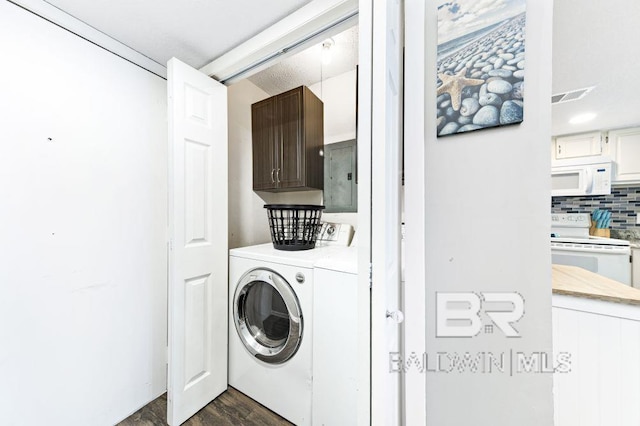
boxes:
[551,156,611,197]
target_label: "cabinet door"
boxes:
[251,97,277,190]
[609,127,640,183]
[301,86,325,190]
[554,131,603,160]
[277,88,304,189]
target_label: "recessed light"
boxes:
[568,113,597,124]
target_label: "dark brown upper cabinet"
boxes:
[251,86,324,192]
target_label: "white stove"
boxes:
[551,213,631,284]
[551,235,631,248]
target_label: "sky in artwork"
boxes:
[437,0,526,44]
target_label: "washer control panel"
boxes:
[316,222,354,246]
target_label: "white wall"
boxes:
[310,70,358,227]
[309,69,357,144]
[228,79,272,249]
[0,3,167,425]
[227,71,359,249]
[404,0,555,424]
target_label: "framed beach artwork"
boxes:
[437,0,527,137]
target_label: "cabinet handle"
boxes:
[276,168,281,183]
[271,168,275,183]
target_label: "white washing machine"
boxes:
[228,243,344,425]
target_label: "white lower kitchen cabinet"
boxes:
[553,295,640,426]
[608,127,640,184]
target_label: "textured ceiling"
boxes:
[30,1,637,137]
[43,0,311,69]
[552,0,640,135]
[247,25,358,96]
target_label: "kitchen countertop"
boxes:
[611,228,640,248]
[552,264,640,305]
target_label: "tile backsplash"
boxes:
[551,185,640,229]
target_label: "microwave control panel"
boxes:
[594,166,611,190]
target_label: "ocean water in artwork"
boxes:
[437,1,527,137]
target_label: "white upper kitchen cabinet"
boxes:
[552,131,605,162]
[608,127,640,184]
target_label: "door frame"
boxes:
[199,0,359,83]
[199,0,405,424]
[356,1,373,423]
[403,0,428,423]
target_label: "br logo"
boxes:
[436,292,524,338]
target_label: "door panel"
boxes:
[301,87,325,190]
[184,140,211,245]
[167,57,228,425]
[251,98,277,190]
[277,88,304,188]
[183,274,211,387]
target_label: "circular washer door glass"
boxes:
[234,268,303,364]
[243,281,290,348]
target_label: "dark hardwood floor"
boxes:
[117,387,294,426]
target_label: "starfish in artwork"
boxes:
[437,68,484,111]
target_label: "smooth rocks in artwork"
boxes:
[500,100,524,124]
[487,80,513,95]
[460,98,481,117]
[473,106,500,127]
[436,12,526,136]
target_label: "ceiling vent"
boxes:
[551,86,595,104]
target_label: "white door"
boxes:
[166,57,228,425]
[370,0,404,424]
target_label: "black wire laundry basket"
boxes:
[264,204,325,251]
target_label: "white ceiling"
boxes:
[247,25,358,96]
[552,0,640,136]
[39,0,639,138]
[43,0,311,69]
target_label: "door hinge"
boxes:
[169,238,174,251]
[369,263,372,289]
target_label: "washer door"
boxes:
[233,268,303,364]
